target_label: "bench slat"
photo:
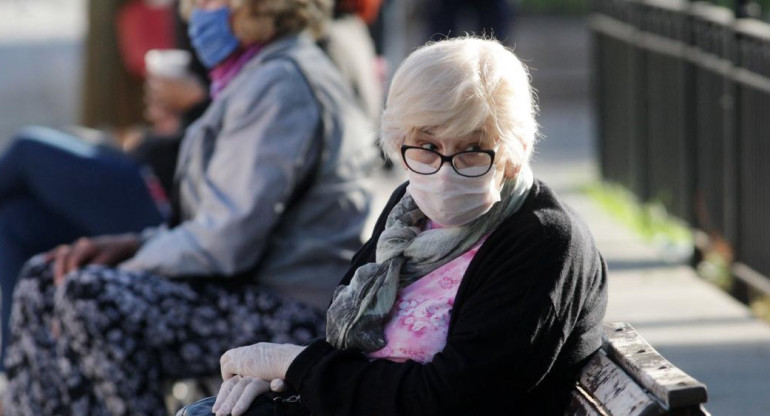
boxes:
[578,350,664,416]
[603,323,708,410]
[566,386,609,416]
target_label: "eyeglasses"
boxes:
[400,145,496,178]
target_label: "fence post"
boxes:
[734,0,750,18]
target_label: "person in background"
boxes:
[320,0,384,126]
[3,0,376,413]
[82,0,181,139]
[0,0,389,377]
[0,5,210,375]
[180,36,608,416]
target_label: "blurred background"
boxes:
[0,0,85,147]
[0,0,595,150]
[2,0,770,414]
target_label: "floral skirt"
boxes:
[3,256,326,416]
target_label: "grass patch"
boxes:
[696,251,732,291]
[584,182,693,261]
[750,293,770,323]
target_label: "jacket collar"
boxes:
[213,32,313,100]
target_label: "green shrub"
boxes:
[584,182,693,261]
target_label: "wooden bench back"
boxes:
[566,322,710,416]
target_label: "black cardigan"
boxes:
[286,180,608,416]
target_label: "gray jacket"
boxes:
[120,34,378,309]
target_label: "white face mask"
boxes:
[406,161,502,227]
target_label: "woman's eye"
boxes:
[420,143,438,151]
[464,144,482,152]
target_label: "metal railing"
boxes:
[590,0,770,294]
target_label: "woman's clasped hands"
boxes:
[213,342,306,416]
[47,234,141,285]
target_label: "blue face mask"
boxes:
[188,7,240,68]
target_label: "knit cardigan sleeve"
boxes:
[286,181,608,416]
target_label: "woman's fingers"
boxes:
[43,244,63,262]
[220,350,236,381]
[215,376,247,416]
[231,378,270,416]
[215,377,269,416]
[67,238,97,274]
[52,238,102,286]
[219,345,250,380]
[212,376,237,413]
[52,245,73,285]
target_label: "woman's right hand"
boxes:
[144,75,207,136]
[212,376,271,416]
[47,234,141,285]
[145,75,206,115]
[212,377,288,416]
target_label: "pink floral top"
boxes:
[367,223,488,364]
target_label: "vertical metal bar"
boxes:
[735,0,749,18]
[682,10,697,226]
[723,20,738,254]
[759,81,770,276]
[631,1,649,201]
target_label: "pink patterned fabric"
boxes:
[367,221,489,364]
[209,44,262,99]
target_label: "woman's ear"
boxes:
[504,160,521,179]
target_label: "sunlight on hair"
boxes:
[380,37,539,170]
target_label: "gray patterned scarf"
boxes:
[326,166,534,352]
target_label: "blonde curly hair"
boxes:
[180,0,331,42]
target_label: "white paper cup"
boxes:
[145,49,192,79]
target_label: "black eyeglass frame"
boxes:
[400,145,497,178]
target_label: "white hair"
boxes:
[380,37,538,170]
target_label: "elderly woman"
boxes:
[3,0,376,414]
[181,37,608,416]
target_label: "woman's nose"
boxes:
[436,162,456,177]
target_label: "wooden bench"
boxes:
[166,322,710,416]
[567,322,710,416]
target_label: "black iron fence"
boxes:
[591,0,770,294]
